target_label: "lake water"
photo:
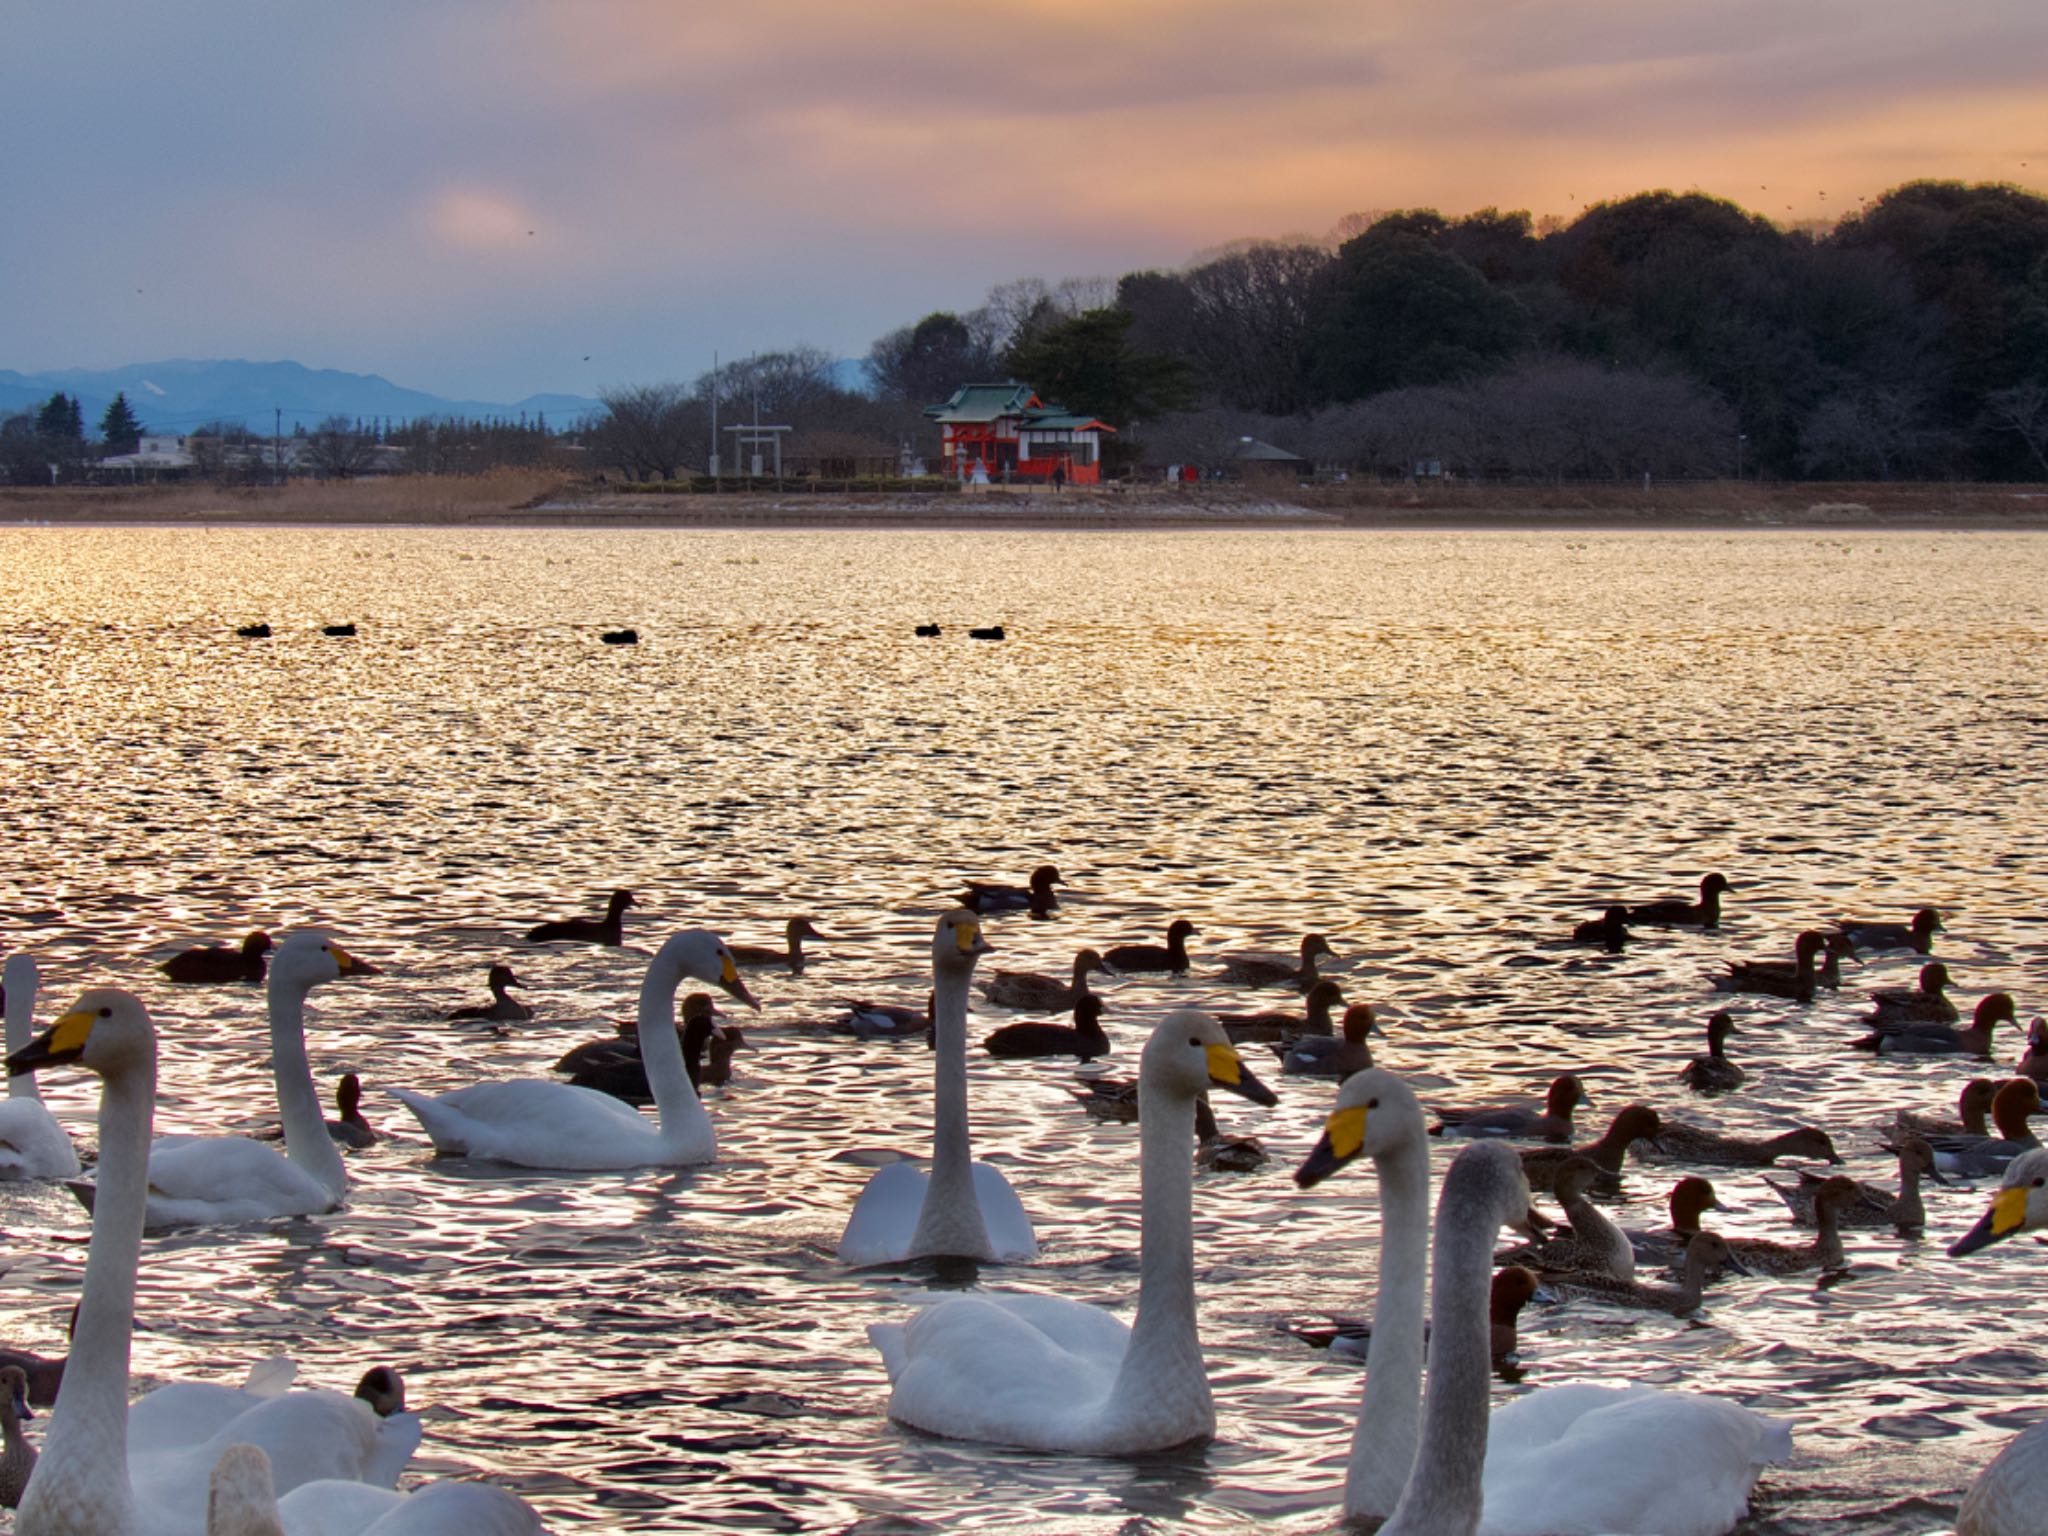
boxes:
[0,524,2044,1534]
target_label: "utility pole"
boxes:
[710,351,720,480]
[274,407,282,485]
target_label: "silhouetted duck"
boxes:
[1497,1156,1635,1279]
[325,1073,377,1148]
[968,624,1006,640]
[732,916,826,973]
[159,930,272,985]
[1103,918,1198,974]
[1625,871,1732,928]
[2018,1018,2048,1081]
[1539,1230,1743,1316]
[556,993,716,1075]
[1814,932,1857,990]
[1865,961,1959,1026]
[1275,1004,1377,1079]
[446,963,531,1022]
[1519,1104,1662,1193]
[559,996,736,1102]
[1679,1012,1744,1092]
[962,864,1062,917]
[1724,1177,1857,1274]
[977,948,1111,1011]
[828,994,933,1039]
[1284,1268,1540,1367]
[1917,1079,2042,1176]
[984,994,1110,1061]
[600,628,638,645]
[525,888,635,945]
[1715,931,1825,1003]
[1433,1073,1590,1143]
[914,623,941,638]
[234,622,271,639]
[1571,905,1633,951]
[1218,933,1335,989]
[1652,1121,1840,1167]
[1769,1139,1941,1233]
[1194,1098,1267,1171]
[1837,907,1943,955]
[1856,989,2014,1056]
[1067,1073,1139,1122]
[1216,979,1346,1043]
[322,623,357,637]
[1624,1177,1727,1265]
[1893,1078,1997,1140]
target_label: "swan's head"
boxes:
[354,1365,406,1416]
[270,931,380,993]
[657,932,760,1011]
[1952,1147,2048,1256]
[933,910,992,973]
[1144,1009,1275,1109]
[1437,1140,1544,1242]
[206,1443,279,1534]
[7,987,156,1080]
[0,1364,29,1424]
[1293,1069,1426,1188]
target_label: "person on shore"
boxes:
[1051,463,1065,493]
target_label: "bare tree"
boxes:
[590,383,700,481]
[1986,381,2048,476]
[1180,242,1332,414]
[304,416,379,479]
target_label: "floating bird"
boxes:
[1625,871,1733,928]
[1715,931,1826,1003]
[1679,1012,1744,1091]
[1433,1073,1591,1144]
[984,994,1110,1061]
[1571,906,1632,951]
[321,623,356,637]
[1865,960,1959,1026]
[961,864,1062,916]
[1915,1079,2041,1177]
[914,623,941,637]
[1284,1267,1541,1367]
[1650,1121,1840,1168]
[1497,1155,1635,1279]
[1216,933,1336,989]
[159,930,272,985]
[1276,1003,1378,1079]
[1856,990,2014,1056]
[1194,1097,1267,1171]
[600,628,639,645]
[977,947,1111,1011]
[1103,918,1199,974]
[1216,978,1345,1043]
[731,916,826,974]
[1722,1177,1858,1275]
[1519,1104,1662,1193]
[525,888,635,945]
[1770,1139,1942,1233]
[446,964,531,1022]
[1836,908,1943,955]
[1623,1177,1727,1266]
[1540,1229,1747,1316]
[967,624,1006,641]
[1893,1078,1996,1140]
[234,622,270,639]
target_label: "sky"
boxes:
[4,0,2045,402]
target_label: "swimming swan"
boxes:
[838,910,1038,1264]
[7,990,417,1536]
[0,954,83,1180]
[389,931,757,1170]
[868,1009,1277,1453]
[1296,1087,1793,1535]
[208,1443,548,1536]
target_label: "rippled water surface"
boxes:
[2,525,2046,1534]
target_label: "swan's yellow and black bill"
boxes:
[1950,1185,2031,1256]
[1206,1044,1276,1106]
[329,942,381,977]
[718,955,762,1012]
[951,916,991,956]
[7,1007,97,1076]
[1294,1104,1368,1188]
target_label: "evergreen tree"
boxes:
[37,393,83,440]
[99,392,145,452]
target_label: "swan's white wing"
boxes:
[1960,1417,2048,1536]
[143,1135,337,1226]
[360,1482,549,1534]
[970,1162,1040,1262]
[838,1161,927,1265]
[278,1482,405,1536]
[134,1390,399,1535]
[388,1080,667,1170]
[0,1098,82,1179]
[128,1382,278,1457]
[1480,1385,1791,1536]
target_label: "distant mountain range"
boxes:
[0,359,604,436]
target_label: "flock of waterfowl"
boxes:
[0,863,2043,1536]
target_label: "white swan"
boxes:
[389,931,756,1169]
[1946,1146,2048,1534]
[868,1009,1277,1453]
[838,909,1038,1264]
[7,989,417,1536]
[122,931,374,1227]
[1295,1083,1793,1536]
[205,1443,548,1536]
[0,954,82,1180]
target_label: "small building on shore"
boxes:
[925,383,1113,485]
[1230,436,1308,486]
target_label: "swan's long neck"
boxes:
[1382,1155,1511,1536]
[1345,1129,1431,1520]
[271,980,346,1201]
[639,961,711,1153]
[1101,1079,1209,1435]
[3,959,40,1103]
[909,961,993,1261]
[21,1055,152,1533]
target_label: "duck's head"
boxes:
[1813,1175,1861,1212]
[1293,1068,1425,1187]
[271,930,380,992]
[1918,961,1950,995]
[608,890,637,914]
[1075,946,1111,976]
[1547,1073,1591,1114]
[1823,933,1858,964]
[1491,1265,1541,1321]
[1951,1147,2048,1256]
[1991,1078,2041,1138]
[1976,992,2017,1030]
[1608,1103,1662,1146]
[1029,865,1063,891]
[1551,1153,1604,1201]
[1960,1077,1999,1117]
[1781,1126,1842,1164]
[1305,978,1347,1013]
[7,987,156,1081]
[657,931,760,1011]
[1167,919,1200,944]
[1895,1137,1945,1183]
[0,1364,29,1424]
[934,910,991,975]
[487,964,524,991]
[336,1072,363,1116]
[1340,1005,1378,1046]
[1145,1008,1275,1112]
[1303,933,1335,960]
[789,916,825,941]
[242,931,274,958]
[1912,907,1945,937]
[1705,1011,1737,1049]
[680,993,717,1023]
[1670,1176,1725,1231]
[1684,1229,1746,1276]
[1793,931,1827,962]
[1074,994,1107,1028]
[353,1365,405,1416]
[1701,873,1734,896]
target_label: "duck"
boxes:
[391,932,756,1169]
[1296,1113,1790,1533]
[1865,960,1960,1026]
[599,627,638,645]
[1836,907,1943,955]
[321,623,357,637]
[234,622,271,639]
[1679,1012,1745,1092]
[1768,1139,1943,1233]
[1570,906,1632,951]
[2017,1018,2048,1081]
[6,990,421,1536]
[1102,918,1199,975]
[324,1074,377,1149]
[552,994,712,1074]
[1944,1147,2048,1535]
[1519,1104,1662,1193]
[1624,1177,1728,1265]
[1856,990,2015,1056]
[1194,1097,1267,1171]
[1624,871,1734,929]
[961,865,1062,917]
[967,624,1005,641]
[1276,1004,1378,1079]
[839,910,1040,1265]
[1714,931,1825,1003]
[1814,932,1858,990]
[867,1009,1276,1452]
[1915,1079,2042,1177]
[523,888,634,946]
[556,998,740,1101]
[159,931,273,985]
[983,994,1110,1061]
[826,994,932,1040]
[1540,1230,1746,1316]
[1067,1074,1140,1123]
[1216,979,1347,1043]
[1893,1077,1997,1140]
[730,916,826,974]
[1285,1268,1542,1367]
[1496,1155,1635,1279]
[444,965,531,1023]
[976,947,1111,1011]
[1432,1074,1590,1144]
[0,1364,33,1509]
[913,622,941,638]
[1215,934,1335,989]
[1651,1121,1841,1168]
[0,954,83,1180]
[1722,1176,1858,1274]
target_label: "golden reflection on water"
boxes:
[0,526,2045,1533]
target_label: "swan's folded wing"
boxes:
[0,1099,83,1179]
[277,1481,404,1536]
[127,1381,277,1455]
[838,1160,928,1266]
[388,1079,654,1167]
[970,1162,1040,1262]
[357,1480,549,1534]
[145,1134,338,1223]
